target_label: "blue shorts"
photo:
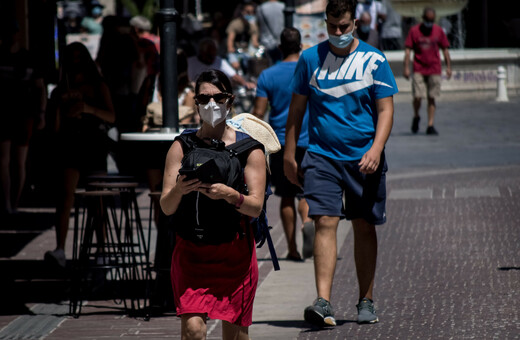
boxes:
[301,151,388,225]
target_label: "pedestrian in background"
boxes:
[284,0,397,327]
[256,0,285,64]
[96,16,139,137]
[0,20,47,217]
[253,27,314,261]
[129,15,160,53]
[380,0,402,51]
[355,0,386,31]
[403,7,452,135]
[129,15,160,124]
[44,42,115,268]
[354,11,381,49]
[226,1,260,73]
[80,0,104,34]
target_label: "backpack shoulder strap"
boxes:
[230,137,264,154]
[228,135,265,165]
[174,129,198,154]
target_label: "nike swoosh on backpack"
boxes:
[309,68,393,98]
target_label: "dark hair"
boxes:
[325,0,356,19]
[280,27,301,58]
[422,7,436,19]
[195,69,233,95]
[61,42,103,85]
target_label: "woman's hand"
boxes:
[176,175,203,195]
[198,183,237,203]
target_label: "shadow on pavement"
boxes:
[0,260,70,316]
[0,210,66,316]
[0,211,55,257]
[251,318,357,330]
[497,266,520,271]
[0,261,152,317]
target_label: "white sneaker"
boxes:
[44,249,66,268]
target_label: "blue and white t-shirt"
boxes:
[291,40,398,161]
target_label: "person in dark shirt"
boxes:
[44,42,115,268]
[0,21,47,216]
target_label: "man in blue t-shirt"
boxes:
[253,28,314,262]
[284,0,398,328]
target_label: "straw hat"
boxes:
[130,15,152,31]
[146,102,195,126]
[227,113,281,155]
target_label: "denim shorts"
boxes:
[301,151,388,225]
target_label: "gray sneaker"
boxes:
[304,297,336,327]
[357,298,379,324]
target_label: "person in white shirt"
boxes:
[355,0,386,31]
[256,0,285,63]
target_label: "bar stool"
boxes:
[70,190,128,317]
[86,180,150,316]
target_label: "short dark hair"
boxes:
[195,69,233,95]
[325,0,356,19]
[422,7,436,19]
[280,27,301,58]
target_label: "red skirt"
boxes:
[171,229,258,327]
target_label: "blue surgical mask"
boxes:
[92,7,103,16]
[329,26,355,49]
[244,15,256,23]
[423,21,434,28]
[360,25,371,34]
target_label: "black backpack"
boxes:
[171,130,280,270]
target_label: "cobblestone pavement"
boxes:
[0,96,519,339]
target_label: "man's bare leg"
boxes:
[281,196,301,259]
[313,215,340,301]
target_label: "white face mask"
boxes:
[198,101,229,127]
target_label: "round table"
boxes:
[120,131,181,142]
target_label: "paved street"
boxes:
[0,94,519,339]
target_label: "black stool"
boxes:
[70,190,129,317]
[86,180,150,315]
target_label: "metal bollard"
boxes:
[496,66,509,102]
